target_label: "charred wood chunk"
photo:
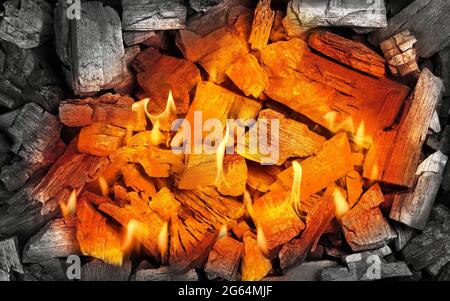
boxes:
[122,0,186,31]
[370,0,450,58]
[54,0,126,95]
[379,30,419,77]
[0,237,23,281]
[390,151,448,230]
[132,47,201,115]
[0,0,54,49]
[0,41,62,112]
[23,258,70,281]
[248,0,275,50]
[22,218,80,263]
[205,236,243,281]
[241,231,272,281]
[81,259,132,281]
[78,123,126,157]
[283,0,387,37]
[264,261,338,281]
[437,47,450,97]
[135,267,198,281]
[307,30,385,78]
[0,142,109,241]
[341,184,397,252]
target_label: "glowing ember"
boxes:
[353,121,372,148]
[60,189,77,219]
[158,221,169,261]
[215,122,231,187]
[243,190,254,219]
[290,161,303,217]
[333,187,350,219]
[324,113,372,148]
[256,226,269,257]
[98,176,109,197]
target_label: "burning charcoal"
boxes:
[77,123,126,157]
[379,30,419,77]
[0,41,62,112]
[436,47,450,97]
[54,0,127,95]
[81,259,132,281]
[346,171,363,208]
[241,231,272,281]
[0,0,53,49]
[393,223,417,252]
[402,205,450,276]
[321,246,412,281]
[121,164,157,197]
[279,184,335,271]
[226,54,269,98]
[0,237,23,281]
[176,3,252,83]
[370,0,450,58]
[59,93,147,131]
[259,39,409,144]
[307,31,386,78]
[283,0,387,37]
[123,31,164,47]
[22,218,81,263]
[132,47,201,115]
[265,261,338,281]
[246,162,276,193]
[204,236,243,281]
[113,46,141,95]
[122,0,186,31]
[77,193,124,265]
[252,187,305,256]
[23,258,69,281]
[341,184,397,252]
[237,109,325,166]
[364,69,444,187]
[135,267,198,281]
[390,151,448,230]
[248,0,275,50]
[0,142,109,241]
[0,103,64,191]
[275,133,353,199]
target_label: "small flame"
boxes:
[353,121,372,148]
[146,91,178,145]
[218,224,228,239]
[122,219,147,252]
[290,161,303,217]
[333,187,350,219]
[158,222,169,261]
[60,189,77,218]
[244,190,254,219]
[98,176,109,197]
[257,226,269,257]
[215,122,230,187]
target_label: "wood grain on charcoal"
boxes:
[205,236,243,281]
[248,0,275,50]
[81,259,132,281]
[0,237,23,281]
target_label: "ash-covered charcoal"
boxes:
[0,0,54,49]
[0,237,23,281]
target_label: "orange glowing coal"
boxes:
[218,224,228,239]
[243,189,254,219]
[333,187,350,219]
[98,176,109,197]
[60,189,77,219]
[257,226,269,257]
[158,221,169,261]
[290,161,303,218]
[148,91,177,130]
[324,113,372,148]
[215,122,231,187]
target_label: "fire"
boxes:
[122,219,147,252]
[147,92,177,145]
[290,161,303,217]
[323,113,372,148]
[333,187,350,219]
[218,224,228,239]
[158,221,169,261]
[257,226,269,257]
[243,189,254,219]
[215,122,230,187]
[60,189,77,218]
[353,121,372,148]
[98,176,109,197]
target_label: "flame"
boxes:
[218,224,228,239]
[215,122,230,187]
[243,190,254,219]
[257,226,269,257]
[353,121,372,148]
[122,219,147,252]
[158,222,169,261]
[333,187,350,219]
[60,189,77,218]
[290,161,303,217]
[323,113,372,148]
[98,176,109,197]
[147,91,178,145]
